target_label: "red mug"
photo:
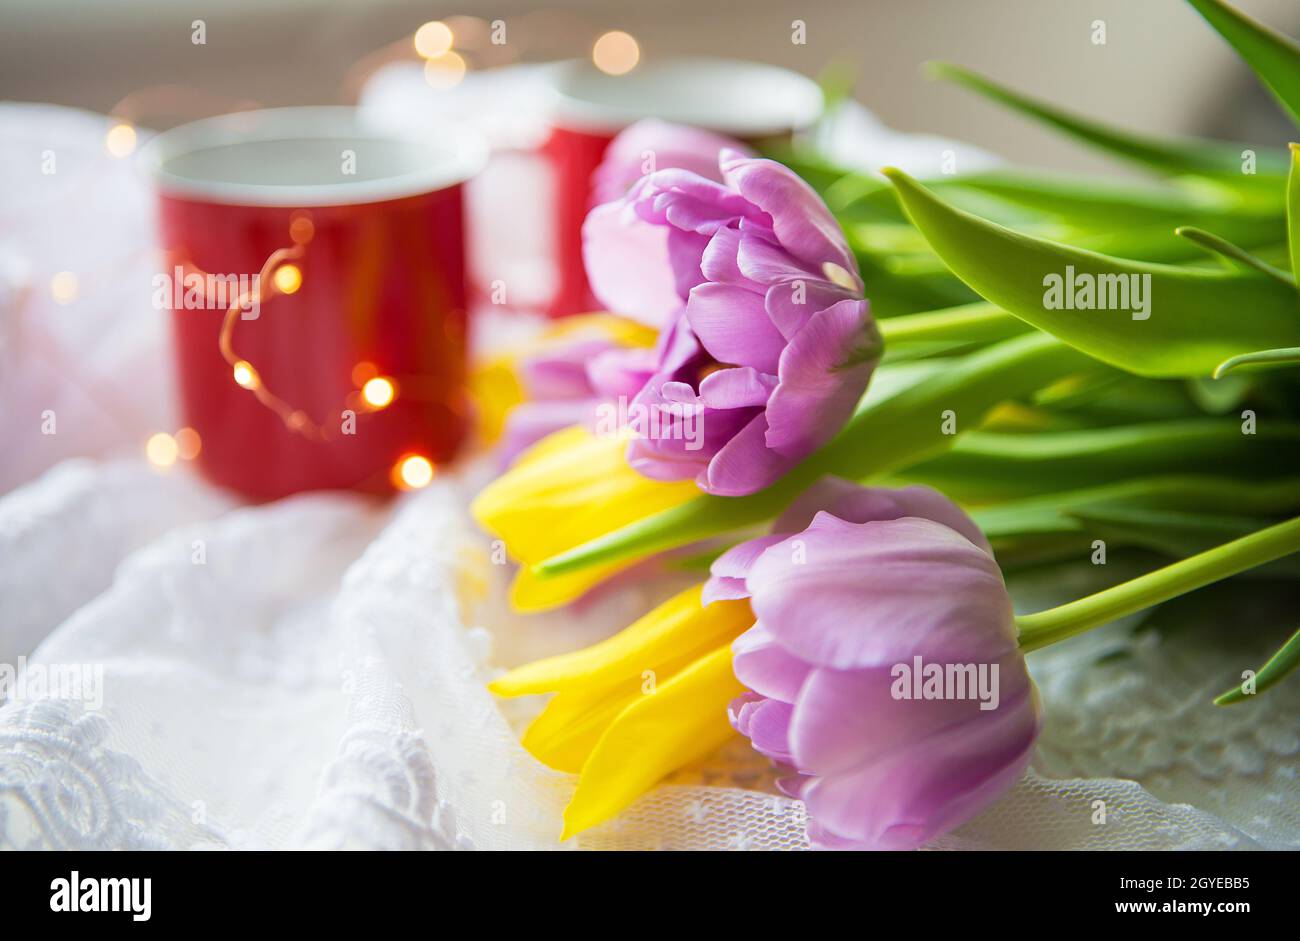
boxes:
[143,107,487,501]
[541,57,823,317]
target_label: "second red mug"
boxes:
[541,57,823,317]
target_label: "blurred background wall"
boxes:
[2,0,1297,175]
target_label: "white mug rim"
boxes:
[548,56,824,135]
[139,105,488,207]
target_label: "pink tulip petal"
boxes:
[634,169,758,234]
[764,299,880,457]
[736,233,812,285]
[582,202,683,327]
[789,654,1034,775]
[799,685,1039,849]
[700,226,746,284]
[732,623,812,702]
[776,774,813,801]
[586,347,658,399]
[667,228,711,299]
[772,478,993,555]
[499,399,600,465]
[700,575,750,605]
[709,534,787,583]
[747,515,1017,670]
[743,697,795,764]
[697,366,778,410]
[720,151,858,276]
[592,119,749,203]
[700,413,799,496]
[685,282,786,373]
[764,278,859,340]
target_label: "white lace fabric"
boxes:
[1,459,1296,851]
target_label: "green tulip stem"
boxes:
[876,303,1026,346]
[1016,515,1300,652]
[535,332,1096,579]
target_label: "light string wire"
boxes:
[182,219,395,442]
[212,240,323,439]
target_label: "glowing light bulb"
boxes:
[394,454,435,490]
[423,51,467,89]
[593,31,639,76]
[414,20,454,58]
[362,376,396,409]
[106,123,137,158]
[273,263,302,295]
[50,271,78,304]
[174,427,202,460]
[146,432,179,467]
[233,360,258,389]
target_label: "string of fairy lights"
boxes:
[50,16,645,492]
[161,224,434,492]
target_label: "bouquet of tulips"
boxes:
[473,0,1300,849]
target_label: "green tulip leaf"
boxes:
[1214,628,1300,705]
[971,476,1300,541]
[1174,226,1294,283]
[1186,0,1300,127]
[1213,346,1300,377]
[876,302,1027,348]
[926,61,1288,179]
[1066,506,1300,576]
[1290,142,1300,280]
[849,242,978,316]
[895,420,1300,502]
[948,169,1275,228]
[883,168,1300,378]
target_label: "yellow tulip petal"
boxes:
[491,584,752,696]
[541,311,658,349]
[517,643,729,772]
[561,644,744,840]
[521,685,635,773]
[469,354,525,445]
[471,426,699,612]
[504,423,593,473]
[507,560,634,614]
[474,428,693,544]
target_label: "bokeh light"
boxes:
[146,432,179,468]
[105,123,137,158]
[50,271,78,304]
[394,454,435,490]
[414,20,454,58]
[593,31,640,75]
[362,376,396,409]
[423,51,467,89]
[174,427,202,460]
[273,263,302,295]
[232,360,258,389]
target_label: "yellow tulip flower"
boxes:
[471,425,699,611]
[490,584,754,838]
